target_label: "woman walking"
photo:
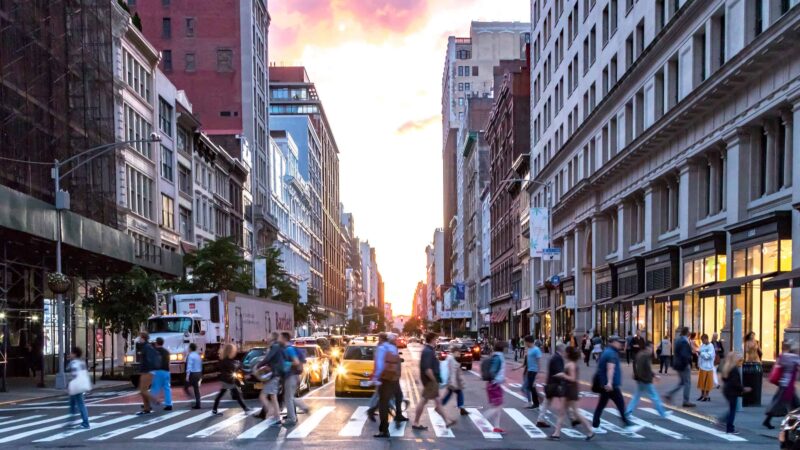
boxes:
[485,341,506,433]
[442,344,468,416]
[659,335,672,374]
[212,343,249,415]
[697,334,715,401]
[763,342,800,429]
[67,347,91,429]
[556,346,594,440]
[721,351,749,434]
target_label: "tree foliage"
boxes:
[85,267,159,340]
[167,237,251,293]
[361,305,385,332]
[345,318,362,335]
[403,316,423,336]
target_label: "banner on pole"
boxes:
[530,207,550,258]
[254,258,267,289]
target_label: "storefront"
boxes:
[613,257,644,339]
[624,247,679,344]
[593,265,614,337]
[489,303,511,341]
[555,277,575,341]
[533,287,550,343]
[700,212,792,362]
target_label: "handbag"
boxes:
[591,372,604,394]
[68,369,92,396]
[769,364,783,385]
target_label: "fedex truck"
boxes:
[124,291,294,384]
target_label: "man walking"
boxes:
[367,333,389,421]
[625,342,668,418]
[665,327,696,407]
[592,336,636,430]
[280,332,309,427]
[183,343,202,409]
[412,332,454,430]
[135,332,157,416]
[387,333,410,423]
[625,332,634,364]
[150,337,173,410]
[373,332,401,438]
[524,337,542,409]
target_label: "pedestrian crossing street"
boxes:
[0,402,750,444]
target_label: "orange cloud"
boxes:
[396,115,440,134]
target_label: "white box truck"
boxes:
[124,291,294,384]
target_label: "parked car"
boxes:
[293,343,331,386]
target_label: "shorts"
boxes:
[262,377,280,395]
[487,382,503,406]
[698,370,714,391]
[422,380,440,400]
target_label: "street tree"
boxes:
[257,247,326,327]
[360,305,385,332]
[345,318,362,335]
[168,237,251,293]
[402,316,423,336]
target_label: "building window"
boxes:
[160,145,174,181]
[162,17,171,38]
[127,166,153,219]
[161,194,175,230]
[163,49,172,71]
[124,104,153,158]
[158,97,173,134]
[609,211,618,254]
[184,52,196,72]
[662,177,679,232]
[216,48,233,72]
[185,17,195,37]
[123,50,152,102]
[178,164,191,194]
[472,66,479,76]
[456,49,471,59]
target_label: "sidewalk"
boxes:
[0,370,131,406]
[501,349,781,439]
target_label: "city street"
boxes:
[0,344,775,449]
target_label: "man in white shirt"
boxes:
[184,343,203,409]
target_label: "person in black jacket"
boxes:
[211,343,249,415]
[665,327,695,407]
[135,332,158,415]
[720,351,749,434]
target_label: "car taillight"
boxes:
[473,347,480,353]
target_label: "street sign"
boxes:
[542,247,561,261]
[550,274,561,286]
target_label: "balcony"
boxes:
[511,152,530,175]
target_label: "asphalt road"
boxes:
[0,343,776,449]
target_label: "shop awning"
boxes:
[577,305,592,311]
[655,284,701,302]
[490,306,511,323]
[595,294,631,306]
[624,289,669,305]
[699,272,778,298]
[515,306,529,315]
[763,268,800,291]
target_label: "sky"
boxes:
[270,0,530,316]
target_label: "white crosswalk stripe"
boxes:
[578,409,644,438]
[0,414,73,434]
[0,415,106,443]
[286,406,335,439]
[339,406,369,437]
[187,410,255,438]
[235,414,282,440]
[503,408,546,438]
[465,408,502,439]
[136,410,226,440]
[389,420,407,437]
[88,411,188,441]
[605,409,687,440]
[34,414,137,442]
[426,407,454,438]
[640,407,747,442]
[0,415,44,426]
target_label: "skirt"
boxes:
[698,370,714,391]
[487,382,504,406]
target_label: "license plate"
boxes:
[254,382,263,390]
[359,381,371,387]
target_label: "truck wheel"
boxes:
[130,375,140,389]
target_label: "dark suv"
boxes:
[435,343,474,370]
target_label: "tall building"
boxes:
[442,22,531,294]
[269,67,346,324]
[128,0,276,256]
[341,210,364,321]
[528,0,800,360]
[360,241,374,309]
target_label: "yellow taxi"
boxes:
[334,340,378,397]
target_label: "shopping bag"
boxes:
[68,369,92,395]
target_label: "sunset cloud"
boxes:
[396,115,440,134]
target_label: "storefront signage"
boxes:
[440,310,472,319]
[543,248,561,261]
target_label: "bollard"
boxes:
[733,309,743,411]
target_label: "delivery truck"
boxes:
[124,290,294,385]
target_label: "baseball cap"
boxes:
[609,335,625,344]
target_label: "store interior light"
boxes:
[31,314,39,322]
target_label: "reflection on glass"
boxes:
[780,239,792,272]
[684,261,694,286]
[716,296,726,335]
[748,244,762,275]
[703,257,716,284]
[761,288,776,361]
[702,296,715,338]
[718,255,728,282]
[779,289,791,349]
[733,249,746,278]
[763,241,779,274]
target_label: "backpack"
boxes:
[266,343,287,377]
[481,354,499,381]
[287,345,306,375]
[144,344,160,371]
[381,350,401,382]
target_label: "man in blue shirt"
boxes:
[522,336,542,409]
[183,343,203,409]
[373,333,401,438]
[592,336,636,430]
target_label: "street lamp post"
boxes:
[50,136,161,389]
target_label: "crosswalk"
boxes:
[0,404,752,444]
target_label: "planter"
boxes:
[47,272,71,294]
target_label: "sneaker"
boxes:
[135,410,152,416]
[460,408,469,416]
[191,405,202,410]
[726,430,740,435]
[492,427,505,434]
[163,405,173,411]
[211,410,223,416]
[535,421,551,428]
[283,420,297,428]
[624,424,644,433]
[682,402,697,408]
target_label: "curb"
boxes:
[0,381,131,407]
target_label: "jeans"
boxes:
[149,370,172,406]
[283,374,308,422]
[184,372,201,407]
[725,396,737,432]
[213,386,247,411]
[659,356,671,373]
[592,387,629,428]
[526,371,539,407]
[378,380,399,434]
[667,367,692,402]
[69,393,89,427]
[442,388,464,408]
[625,382,667,417]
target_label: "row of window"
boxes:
[160,16,195,39]
[456,65,478,77]
[161,48,233,72]
[123,49,151,102]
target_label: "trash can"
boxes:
[742,361,763,407]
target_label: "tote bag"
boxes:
[68,369,92,396]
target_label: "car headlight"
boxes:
[331,348,340,358]
[311,362,320,371]
[336,365,347,375]
[169,354,178,361]
[124,355,134,363]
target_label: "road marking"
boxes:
[605,409,687,440]
[578,409,644,438]
[503,408,546,438]
[187,410,254,438]
[500,385,528,402]
[390,420,407,437]
[426,407,454,438]
[88,411,188,441]
[303,379,336,399]
[465,407,502,439]
[0,415,44,426]
[34,414,137,442]
[509,383,522,388]
[286,406,335,439]
[136,410,225,439]
[640,408,747,442]
[0,414,73,434]
[0,415,110,443]
[338,406,369,437]
[236,413,285,440]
